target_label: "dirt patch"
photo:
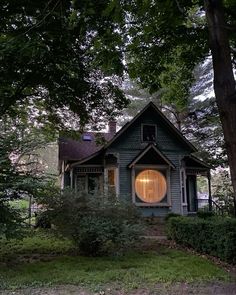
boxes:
[1,283,236,295]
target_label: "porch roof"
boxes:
[184,155,211,176]
[128,144,176,169]
[184,155,211,169]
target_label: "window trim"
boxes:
[180,168,187,205]
[141,124,157,143]
[131,165,171,207]
[104,167,119,198]
[75,172,103,194]
[135,169,167,203]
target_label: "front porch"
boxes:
[183,155,212,215]
[65,152,212,217]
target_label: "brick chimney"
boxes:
[108,121,117,135]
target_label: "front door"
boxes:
[186,175,197,212]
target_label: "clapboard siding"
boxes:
[107,107,191,216]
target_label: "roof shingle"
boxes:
[59,132,113,162]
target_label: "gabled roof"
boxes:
[184,155,211,169]
[104,102,197,152]
[60,102,197,169]
[59,132,113,162]
[128,144,176,169]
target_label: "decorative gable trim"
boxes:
[104,102,197,152]
[128,144,176,169]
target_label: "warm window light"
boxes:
[135,169,167,203]
[138,179,151,183]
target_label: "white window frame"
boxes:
[180,167,187,205]
[104,167,119,198]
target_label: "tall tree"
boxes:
[126,0,236,215]
[204,0,236,214]
[1,0,236,214]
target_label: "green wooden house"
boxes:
[59,102,211,217]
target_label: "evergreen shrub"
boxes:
[35,212,51,229]
[42,190,143,256]
[164,212,181,221]
[196,211,215,219]
[167,216,236,263]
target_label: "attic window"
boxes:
[82,134,92,141]
[142,124,156,142]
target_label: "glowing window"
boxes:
[107,168,117,196]
[135,169,167,203]
[108,169,115,186]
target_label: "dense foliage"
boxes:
[0,118,56,238]
[167,216,236,263]
[41,191,143,256]
[127,0,236,213]
[0,0,129,129]
[212,169,235,216]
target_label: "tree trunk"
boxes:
[204,0,236,216]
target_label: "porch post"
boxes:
[70,169,73,189]
[207,170,212,211]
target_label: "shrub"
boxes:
[167,216,236,263]
[42,190,143,256]
[0,201,23,239]
[197,211,215,219]
[164,212,181,222]
[35,212,51,229]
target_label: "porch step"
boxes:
[143,235,167,240]
[144,224,166,237]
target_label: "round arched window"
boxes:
[135,169,167,203]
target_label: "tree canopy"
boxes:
[1,0,236,214]
[0,0,129,128]
[125,0,236,214]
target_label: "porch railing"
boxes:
[197,198,228,216]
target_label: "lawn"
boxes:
[0,230,231,292]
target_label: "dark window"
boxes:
[88,174,101,194]
[77,175,86,192]
[105,154,118,165]
[142,125,156,142]
[76,173,101,195]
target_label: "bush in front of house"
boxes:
[164,212,181,222]
[41,190,143,256]
[196,211,215,219]
[35,212,51,229]
[166,216,236,263]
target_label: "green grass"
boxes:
[0,230,230,290]
[0,230,74,262]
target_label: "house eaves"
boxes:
[103,102,197,153]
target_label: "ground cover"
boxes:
[0,230,74,264]
[0,230,233,293]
